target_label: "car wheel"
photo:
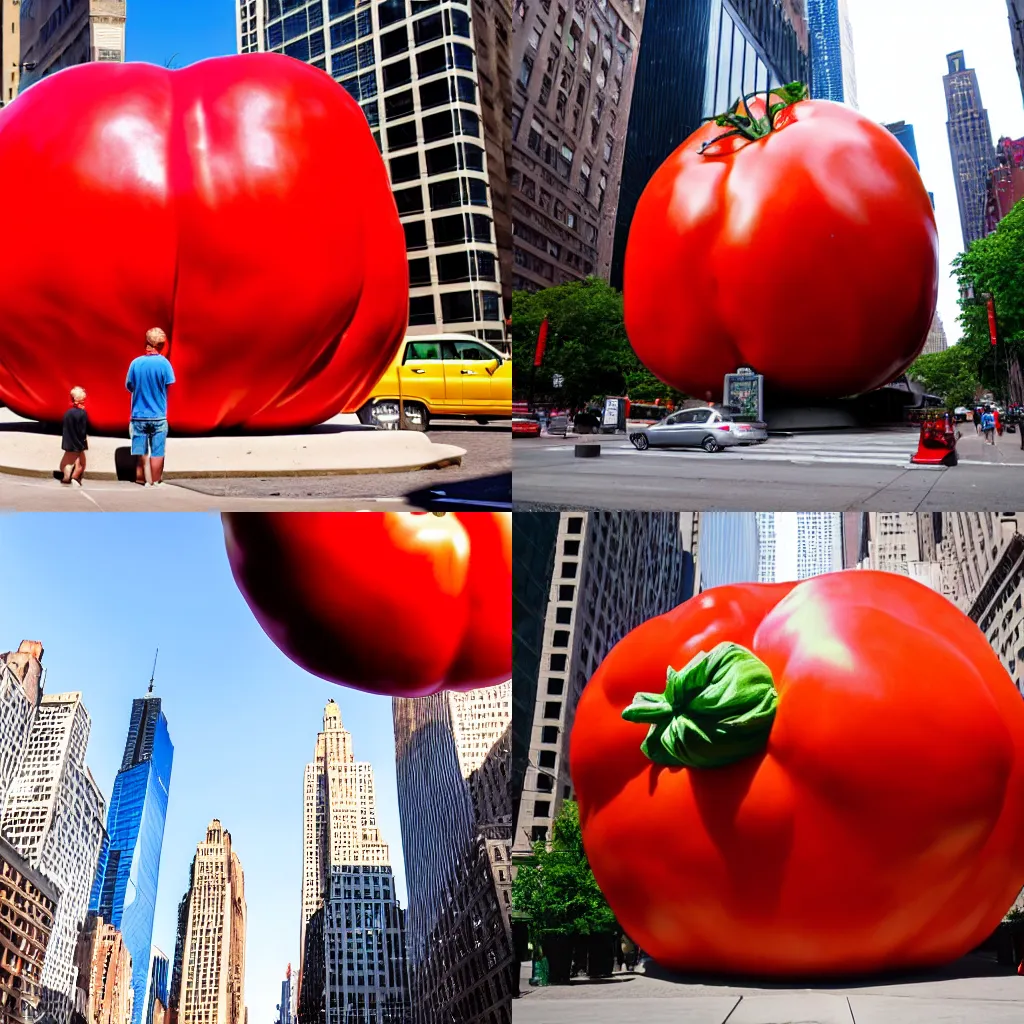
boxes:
[701,435,721,453]
[631,434,650,451]
[368,399,402,430]
[400,402,430,432]
[475,418,490,425]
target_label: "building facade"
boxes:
[510,0,646,289]
[1009,0,1024,107]
[393,686,512,1024]
[145,949,169,1024]
[73,915,134,1024]
[757,512,777,582]
[610,0,810,285]
[864,513,944,592]
[700,512,760,589]
[795,512,844,578]
[239,0,509,347]
[3,691,106,1024]
[1,0,19,105]
[0,643,44,817]
[18,0,125,92]
[299,702,408,1024]
[985,135,1024,234]
[275,965,295,1024]
[807,0,857,106]
[172,821,246,1024]
[944,50,996,250]
[90,694,173,1024]
[0,832,58,1022]
[512,512,696,857]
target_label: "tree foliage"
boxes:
[907,345,980,410]
[511,800,616,938]
[948,196,1024,402]
[511,279,685,408]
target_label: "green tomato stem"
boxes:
[621,642,778,768]
[699,82,810,155]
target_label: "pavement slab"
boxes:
[0,408,465,479]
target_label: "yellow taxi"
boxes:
[358,333,512,431]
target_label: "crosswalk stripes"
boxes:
[549,433,919,468]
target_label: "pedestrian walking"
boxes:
[125,327,176,486]
[58,386,88,486]
[975,405,984,434]
[982,408,996,445]
[621,934,639,972]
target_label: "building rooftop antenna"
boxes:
[148,648,159,694]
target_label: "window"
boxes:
[387,121,418,150]
[384,89,414,120]
[567,517,583,533]
[452,43,474,70]
[440,291,475,322]
[379,28,408,59]
[538,749,557,768]
[383,58,411,90]
[402,220,427,250]
[417,44,447,77]
[555,606,572,624]
[534,801,551,818]
[408,296,436,325]
[426,144,458,175]
[285,36,310,60]
[518,55,534,87]
[547,678,565,694]
[545,700,562,719]
[413,12,444,45]
[408,258,431,286]
[405,340,442,361]
[436,252,471,283]
[561,560,577,578]
[432,214,466,246]
[283,11,307,40]
[422,110,455,142]
[393,187,424,215]
[451,8,470,37]
[558,584,575,599]
[552,630,570,647]
[389,153,420,183]
[549,653,567,671]
[378,0,406,27]
[531,825,547,842]
[420,77,451,110]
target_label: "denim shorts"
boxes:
[130,418,168,457]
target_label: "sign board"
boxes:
[552,374,564,389]
[601,397,626,432]
[723,371,764,422]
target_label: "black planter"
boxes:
[541,933,575,985]
[586,932,617,978]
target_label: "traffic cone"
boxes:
[910,412,958,467]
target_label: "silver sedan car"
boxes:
[629,406,768,453]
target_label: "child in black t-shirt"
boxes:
[60,387,88,486]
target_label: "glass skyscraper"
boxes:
[806,0,857,106]
[90,694,173,1024]
[699,512,760,589]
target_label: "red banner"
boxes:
[988,297,998,346]
[534,318,549,367]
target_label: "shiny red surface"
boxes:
[571,572,1024,976]
[0,56,408,432]
[222,512,511,697]
[624,98,939,400]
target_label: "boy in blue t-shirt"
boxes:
[125,328,176,486]
[981,408,996,445]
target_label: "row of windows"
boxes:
[395,175,488,217]
[407,249,496,287]
[408,290,501,326]
[389,141,484,183]
[402,211,492,251]
[386,107,479,152]
[382,74,476,124]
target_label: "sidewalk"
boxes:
[514,955,1024,1023]
[956,424,1024,466]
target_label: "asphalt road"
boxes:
[0,423,511,510]
[513,428,1024,511]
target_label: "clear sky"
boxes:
[849,0,1024,345]
[125,1,236,68]
[0,514,407,1022]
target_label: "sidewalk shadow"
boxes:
[640,951,1015,990]
[405,473,512,511]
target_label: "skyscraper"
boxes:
[0,642,44,816]
[73,915,135,1024]
[144,949,169,1024]
[238,0,510,348]
[757,512,777,582]
[0,0,19,105]
[17,0,126,93]
[510,0,647,288]
[610,0,810,286]
[944,50,996,249]
[700,512,760,589]
[1009,0,1024,107]
[756,513,843,581]
[90,691,173,1024]
[275,965,295,1024]
[299,702,408,1024]
[512,512,697,856]
[172,821,246,1024]
[393,684,512,1024]
[865,513,943,592]
[807,0,858,106]
[3,691,106,1024]
[985,135,1024,234]
[885,120,920,169]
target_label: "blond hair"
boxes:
[69,387,86,403]
[146,327,167,348]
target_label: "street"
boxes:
[0,424,511,510]
[514,955,1024,1023]
[512,426,1024,510]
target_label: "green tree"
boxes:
[907,345,980,410]
[511,800,615,939]
[511,279,684,408]
[951,196,1024,401]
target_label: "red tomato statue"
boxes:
[624,85,939,400]
[571,571,1024,977]
[0,56,408,433]
[222,512,511,698]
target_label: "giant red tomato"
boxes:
[571,571,1024,976]
[624,86,939,399]
[222,512,511,697]
[0,56,408,433]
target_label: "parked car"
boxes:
[358,334,511,431]
[953,407,970,422]
[629,406,768,453]
[512,413,541,437]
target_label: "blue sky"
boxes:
[126,1,236,68]
[0,513,406,1021]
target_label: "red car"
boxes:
[512,413,541,437]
